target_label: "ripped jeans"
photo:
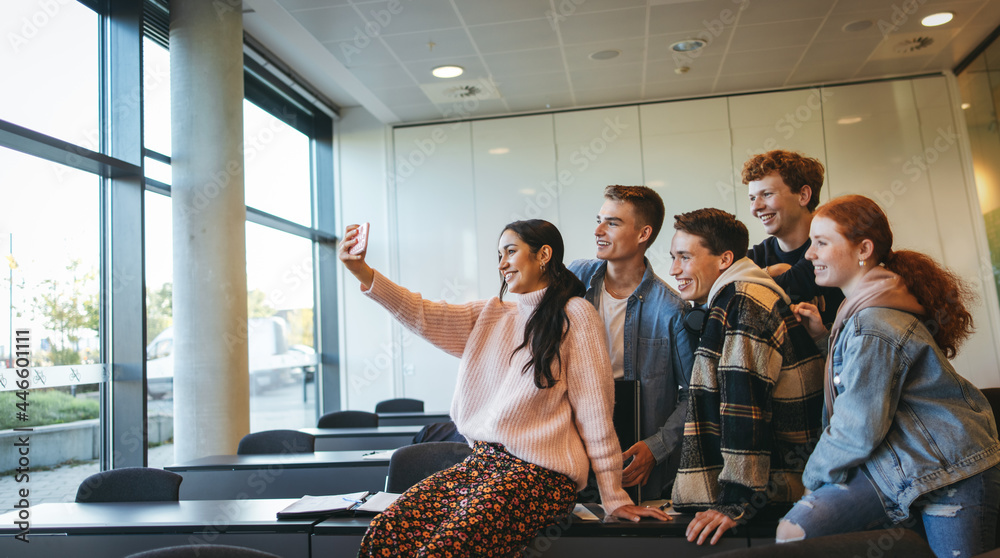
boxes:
[779,464,1000,557]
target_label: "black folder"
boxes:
[613,379,642,504]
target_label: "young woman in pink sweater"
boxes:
[340,219,669,557]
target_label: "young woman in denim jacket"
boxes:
[778,194,1000,557]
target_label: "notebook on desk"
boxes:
[276,492,370,519]
[613,379,642,504]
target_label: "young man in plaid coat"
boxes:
[667,208,825,546]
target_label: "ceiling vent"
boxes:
[893,36,934,54]
[419,78,501,105]
[444,84,484,99]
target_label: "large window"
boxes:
[141,12,332,468]
[0,1,104,501]
[958,36,1000,309]
[1,0,335,499]
[0,2,99,146]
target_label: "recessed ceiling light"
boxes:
[962,102,971,110]
[921,12,953,27]
[488,147,510,155]
[837,116,863,125]
[670,39,707,53]
[431,65,464,79]
[589,49,621,61]
[842,19,873,32]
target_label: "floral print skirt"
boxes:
[358,441,577,558]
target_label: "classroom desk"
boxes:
[165,450,391,500]
[0,499,312,558]
[376,411,450,426]
[311,510,780,557]
[299,425,422,451]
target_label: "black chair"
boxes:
[412,421,466,444]
[126,544,282,558]
[375,398,424,413]
[707,529,934,557]
[386,441,472,493]
[236,429,315,455]
[76,467,183,503]
[317,410,379,428]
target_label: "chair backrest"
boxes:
[412,421,466,444]
[375,398,424,413]
[237,429,315,455]
[76,467,183,503]
[125,544,282,558]
[317,410,379,428]
[386,442,472,493]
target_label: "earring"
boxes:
[859,259,865,268]
[540,263,546,272]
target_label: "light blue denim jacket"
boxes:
[569,258,698,498]
[802,307,1000,522]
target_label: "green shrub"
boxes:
[0,389,99,430]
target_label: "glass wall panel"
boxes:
[244,100,312,226]
[958,38,1000,307]
[143,37,171,158]
[0,1,99,148]
[0,146,101,504]
[245,222,316,432]
[144,191,175,468]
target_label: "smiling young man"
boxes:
[742,150,843,325]
[568,185,697,501]
[668,208,824,546]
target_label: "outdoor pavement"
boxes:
[0,443,175,514]
[0,381,317,515]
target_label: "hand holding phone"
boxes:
[350,222,370,255]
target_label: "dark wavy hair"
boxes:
[672,207,749,258]
[741,150,825,211]
[498,220,586,389]
[815,195,975,357]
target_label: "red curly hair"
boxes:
[741,150,825,211]
[815,195,975,358]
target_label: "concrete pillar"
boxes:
[170,0,249,462]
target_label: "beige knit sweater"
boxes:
[364,270,633,514]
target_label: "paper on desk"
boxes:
[354,491,401,514]
[572,503,601,521]
[361,449,397,460]
[640,499,681,515]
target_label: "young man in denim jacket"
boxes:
[568,185,698,500]
[667,208,824,546]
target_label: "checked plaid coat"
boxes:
[671,278,825,520]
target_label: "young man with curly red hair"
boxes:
[742,150,843,325]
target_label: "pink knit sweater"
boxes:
[364,270,633,513]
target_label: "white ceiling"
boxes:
[243,0,1000,124]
